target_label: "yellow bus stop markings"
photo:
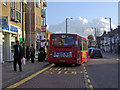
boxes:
[5,64,54,89]
[64,68,67,70]
[88,79,91,83]
[89,85,94,90]
[58,71,62,74]
[58,68,61,70]
[86,75,88,78]
[65,71,68,74]
[71,71,77,75]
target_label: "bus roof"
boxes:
[51,33,88,41]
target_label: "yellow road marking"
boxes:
[54,68,58,70]
[58,68,61,70]
[50,68,53,70]
[86,75,88,78]
[85,72,87,74]
[88,79,91,83]
[43,71,49,74]
[6,64,54,89]
[89,85,94,90]
[65,71,68,74]
[80,71,83,73]
[64,68,67,70]
[84,67,86,69]
[58,71,62,74]
[71,71,77,75]
[68,68,70,70]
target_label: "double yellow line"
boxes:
[4,64,54,89]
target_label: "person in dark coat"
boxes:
[26,46,30,61]
[13,40,23,72]
[38,46,46,62]
[30,44,35,63]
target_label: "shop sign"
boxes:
[10,25,18,33]
[2,26,9,30]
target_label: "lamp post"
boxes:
[30,3,31,47]
[105,17,112,53]
[22,1,25,57]
[66,17,72,33]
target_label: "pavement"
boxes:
[2,59,49,89]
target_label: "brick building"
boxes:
[0,0,26,63]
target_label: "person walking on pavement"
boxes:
[13,40,23,72]
[26,46,30,61]
[30,44,35,63]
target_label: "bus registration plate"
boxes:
[54,51,72,57]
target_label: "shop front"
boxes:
[1,24,21,63]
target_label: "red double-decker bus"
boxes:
[48,33,89,65]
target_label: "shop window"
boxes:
[11,0,21,23]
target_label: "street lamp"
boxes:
[104,17,112,53]
[66,17,72,33]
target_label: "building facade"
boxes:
[0,0,26,63]
[25,0,47,53]
[99,28,119,54]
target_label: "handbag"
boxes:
[21,57,26,65]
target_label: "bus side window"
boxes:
[78,37,82,51]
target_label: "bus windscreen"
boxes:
[51,34,76,46]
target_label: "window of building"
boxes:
[11,0,21,22]
[3,0,7,6]
[36,0,40,7]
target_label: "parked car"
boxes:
[90,49,103,58]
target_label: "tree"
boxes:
[87,34,94,40]
[87,34,94,48]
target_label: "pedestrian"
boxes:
[30,44,35,63]
[43,46,46,61]
[13,40,23,72]
[38,46,46,62]
[26,46,30,61]
[38,46,43,62]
